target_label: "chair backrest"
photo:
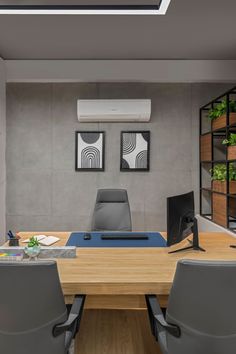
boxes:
[0,261,67,354]
[166,260,236,354]
[91,189,132,231]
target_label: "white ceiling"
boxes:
[0,0,236,60]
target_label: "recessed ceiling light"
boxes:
[0,0,172,15]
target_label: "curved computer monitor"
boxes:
[167,191,205,253]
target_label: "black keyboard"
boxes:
[101,233,149,240]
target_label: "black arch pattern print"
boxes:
[76,131,104,171]
[121,131,150,171]
[81,146,100,168]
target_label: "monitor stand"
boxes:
[168,217,206,254]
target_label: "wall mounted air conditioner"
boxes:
[77,99,151,122]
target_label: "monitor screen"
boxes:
[167,191,195,247]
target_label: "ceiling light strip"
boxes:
[0,0,171,15]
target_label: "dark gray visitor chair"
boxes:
[146,259,236,354]
[91,189,132,231]
[0,261,85,354]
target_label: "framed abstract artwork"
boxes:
[120,131,150,171]
[75,131,105,171]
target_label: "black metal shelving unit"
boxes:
[200,86,236,234]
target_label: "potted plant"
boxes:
[24,236,41,260]
[222,133,236,160]
[211,163,236,194]
[208,99,236,130]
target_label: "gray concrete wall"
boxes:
[0,59,6,243]
[6,83,232,233]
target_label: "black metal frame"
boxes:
[200,86,236,234]
[0,1,162,12]
[75,131,105,172]
[120,130,150,172]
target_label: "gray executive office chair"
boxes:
[91,189,132,231]
[146,260,236,354]
[0,261,85,354]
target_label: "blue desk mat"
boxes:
[66,232,167,248]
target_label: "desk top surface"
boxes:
[15,231,236,296]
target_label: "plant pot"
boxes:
[212,112,236,131]
[24,245,41,260]
[228,146,236,160]
[212,180,236,194]
[212,180,227,193]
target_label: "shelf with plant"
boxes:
[210,163,236,194]
[208,99,236,131]
[200,87,236,232]
[222,133,236,160]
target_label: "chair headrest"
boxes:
[96,189,129,203]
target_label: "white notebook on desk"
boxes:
[22,235,60,246]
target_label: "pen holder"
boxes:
[9,238,19,247]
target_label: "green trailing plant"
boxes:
[211,163,236,181]
[208,99,236,121]
[222,133,236,146]
[27,236,40,248]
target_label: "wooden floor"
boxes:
[76,310,161,354]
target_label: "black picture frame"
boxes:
[75,131,105,171]
[120,131,150,172]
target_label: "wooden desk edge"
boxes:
[4,231,236,310]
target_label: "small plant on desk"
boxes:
[24,237,41,260]
[28,237,40,247]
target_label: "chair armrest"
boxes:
[53,295,86,337]
[145,295,180,338]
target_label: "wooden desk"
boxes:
[15,231,236,309]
